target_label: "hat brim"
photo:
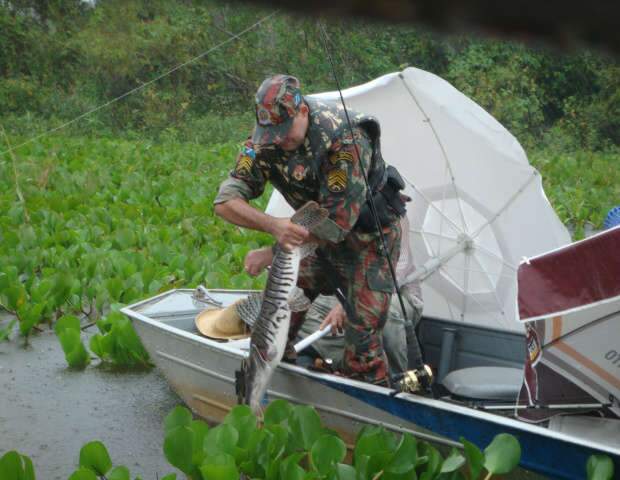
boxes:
[195,306,250,340]
[252,116,294,146]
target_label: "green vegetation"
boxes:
[0,133,618,363]
[0,0,618,151]
[0,136,271,359]
[1,400,615,479]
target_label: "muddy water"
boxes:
[0,314,182,480]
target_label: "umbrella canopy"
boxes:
[516,227,620,422]
[266,67,570,332]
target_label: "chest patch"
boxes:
[292,164,307,181]
[327,167,347,193]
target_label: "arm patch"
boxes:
[329,151,355,165]
[327,167,347,193]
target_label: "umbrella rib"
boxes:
[474,244,518,272]
[440,263,514,281]
[446,269,511,328]
[470,253,509,317]
[438,164,451,256]
[405,180,465,234]
[461,252,471,321]
[409,228,458,241]
[471,169,539,240]
[399,74,469,233]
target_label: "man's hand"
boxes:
[319,302,346,335]
[244,247,273,277]
[269,217,310,251]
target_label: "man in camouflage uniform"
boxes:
[214,74,404,386]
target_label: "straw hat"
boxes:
[195,301,250,340]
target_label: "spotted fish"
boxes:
[240,201,328,414]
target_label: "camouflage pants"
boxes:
[288,221,402,386]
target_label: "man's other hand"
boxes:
[320,303,346,335]
[244,247,273,276]
[269,217,310,251]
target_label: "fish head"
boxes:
[244,345,274,413]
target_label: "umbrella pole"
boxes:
[403,235,472,284]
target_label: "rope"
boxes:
[0,10,279,157]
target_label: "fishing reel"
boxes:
[391,365,434,395]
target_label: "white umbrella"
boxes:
[267,68,571,332]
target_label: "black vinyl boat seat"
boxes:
[441,366,524,401]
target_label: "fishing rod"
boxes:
[317,21,433,393]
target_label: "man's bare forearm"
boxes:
[214,198,276,235]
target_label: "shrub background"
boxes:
[1,0,618,150]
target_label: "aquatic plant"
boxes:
[0,400,615,479]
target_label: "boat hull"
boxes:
[122,290,620,479]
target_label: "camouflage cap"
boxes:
[251,74,303,146]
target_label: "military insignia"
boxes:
[327,168,347,193]
[235,154,253,177]
[329,151,355,165]
[292,164,306,181]
[257,106,271,126]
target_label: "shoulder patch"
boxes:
[235,151,254,178]
[327,167,347,193]
[329,151,354,165]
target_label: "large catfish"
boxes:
[240,201,328,414]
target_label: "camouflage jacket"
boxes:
[214,97,395,243]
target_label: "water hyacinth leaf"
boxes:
[353,427,397,467]
[52,274,73,306]
[419,443,443,480]
[0,450,35,480]
[440,449,466,473]
[55,315,81,335]
[79,441,112,476]
[460,437,484,480]
[30,277,54,304]
[200,453,239,480]
[190,419,210,462]
[310,434,347,475]
[58,328,90,369]
[367,451,394,479]
[279,453,306,480]
[385,433,417,474]
[21,455,35,480]
[89,334,104,358]
[5,282,27,311]
[0,319,17,342]
[223,404,257,448]
[108,465,131,480]
[163,426,194,474]
[65,338,91,369]
[18,303,45,336]
[105,278,124,302]
[266,423,290,456]
[483,434,521,474]
[264,399,293,426]
[335,463,357,480]
[68,467,99,480]
[204,424,239,457]
[289,405,323,450]
[586,454,614,480]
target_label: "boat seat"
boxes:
[441,366,523,401]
